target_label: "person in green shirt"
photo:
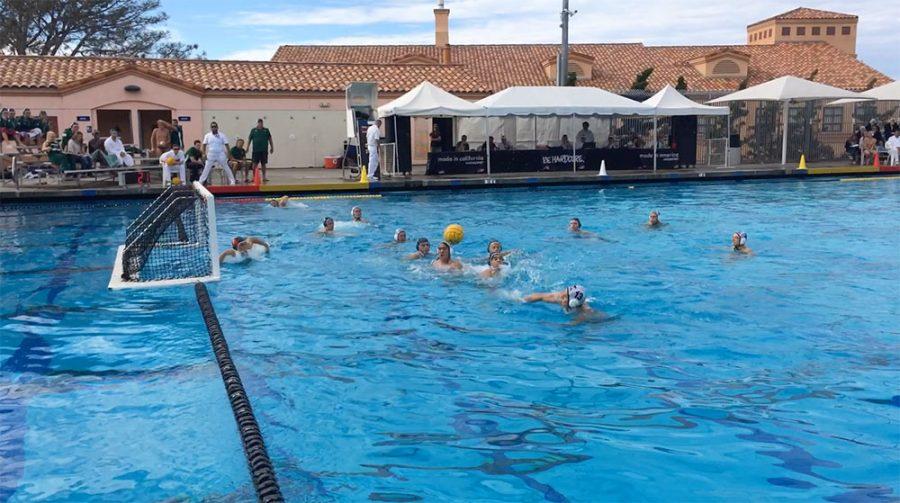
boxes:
[0,108,17,143]
[61,122,80,150]
[229,139,251,183]
[15,108,43,145]
[185,140,204,182]
[247,118,274,182]
[41,131,72,171]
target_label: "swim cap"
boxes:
[351,206,361,216]
[232,236,245,249]
[394,228,405,241]
[489,252,504,263]
[734,232,747,246]
[487,239,500,253]
[566,285,586,309]
[323,217,333,226]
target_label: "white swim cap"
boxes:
[566,285,586,309]
[351,206,361,216]
[734,232,747,246]
[394,228,405,240]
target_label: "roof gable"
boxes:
[748,7,856,27]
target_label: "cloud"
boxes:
[214,0,897,76]
[222,44,281,61]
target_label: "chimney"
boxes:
[434,1,451,64]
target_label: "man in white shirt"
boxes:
[103,129,134,167]
[366,119,382,181]
[886,130,900,166]
[200,122,235,185]
[575,121,595,149]
[159,144,187,186]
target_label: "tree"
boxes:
[675,76,687,90]
[0,0,204,59]
[631,68,654,90]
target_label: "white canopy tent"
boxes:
[708,76,865,165]
[376,81,481,117]
[827,80,900,105]
[642,85,729,170]
[458,86,651,173]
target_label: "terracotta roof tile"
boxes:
[0,56,491,94]
[749,7,856,27]
[272,42,890,92]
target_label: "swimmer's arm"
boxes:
[247,237,270,252]
[218,250,235,263]
[404,252,421,260]
[523,292,556,303]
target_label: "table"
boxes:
[426,148,679,175]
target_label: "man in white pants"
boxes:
[366,118,382,181]
[200,121,235,185]
[159,144,187,186]
[103,129,134,167]
[886,129,900,166]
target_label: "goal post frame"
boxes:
[108,181,220,290]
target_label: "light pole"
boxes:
[557,0,577,86]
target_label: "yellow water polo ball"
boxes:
[443,223,464,245]
[166,156,177,166]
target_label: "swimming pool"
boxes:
[2,178,898,501]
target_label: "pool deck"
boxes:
[2,161,898,202]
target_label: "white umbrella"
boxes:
[708,76,865,164]
[827,81,900,105]
[643,85,729,171]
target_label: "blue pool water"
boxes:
[1,178,898,501]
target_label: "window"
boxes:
[853,102,877,124]
[797,27,806,36]
[822,107,843,132]
[768,29,772,37]
[712,59,741,75]
[782,27,791,36]
[826,26,835,35]
[841,26,851,35]
[812,26,820,36]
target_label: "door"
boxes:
[96,110,133,144]
[139,110,173,150]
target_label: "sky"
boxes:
[160,0,897,78]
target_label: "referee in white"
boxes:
[366,118,382,181]
[200,121,236,185]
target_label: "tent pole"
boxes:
[572,114,577,173]
[484,115,491,177]
[393,115,398,177]
[725,112,730,168]
[533,117,537,149]
[781,100,789,165]
[653,115,658,172]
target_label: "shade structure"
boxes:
[644,85,729,116]
[827,80,900,105]
[377,81,481,117]
[644,85,729,171]
[464,86,650,117]
[708,76,866,164]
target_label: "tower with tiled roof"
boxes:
[746,7,858,56]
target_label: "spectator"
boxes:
[42,131,71,171]
[455,134,469,152]
[861,131,877,165]
[38,111,50,136]
[886,129,900,166]
[873,125,884,146]
[104,128,134,167]
[66,131,92,170]
[150,119,173,156]
[560,135,573,150]
[429,124,442,153]
[479,136,497,151]
[497,134,513,150]
[15,108,43,145]
[88,134,110,168]
[185,140,204,182]
[0,109,17,143]
[169,118,184,148]
[229,138,252,183]
[247,118,274,182]
[61,122,79,148]
[844,133,861,164]
[576,121,596,148]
